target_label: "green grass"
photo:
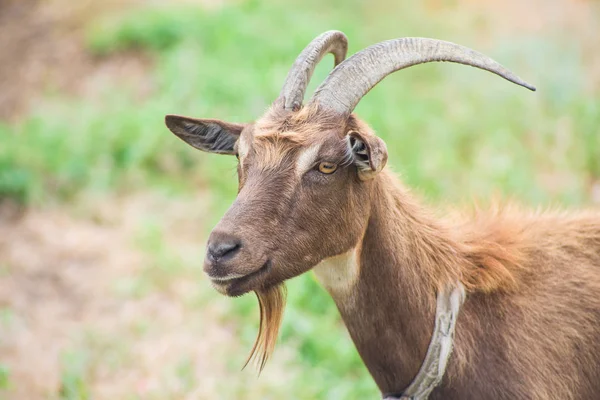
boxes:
[1,0,599,398]
[59,350,91,400]
[2,1,597,207]
[58,330,133,400]
[0,364,10,391]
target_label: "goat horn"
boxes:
[309,37,535,116]
[278,30,348,112]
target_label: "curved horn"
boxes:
[278,30,348,111]
[310,37,536,116]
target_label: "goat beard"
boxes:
[243,284,287,372]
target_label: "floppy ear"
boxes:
[165,115,246,155]
[347,131,388,180]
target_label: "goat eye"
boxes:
[318,162,337,174]
[235,152,240,160]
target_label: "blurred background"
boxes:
[0,0,598,398]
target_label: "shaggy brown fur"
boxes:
[334,172,600,399]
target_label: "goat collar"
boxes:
[383,283,466,400]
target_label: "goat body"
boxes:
[317,171,600,399]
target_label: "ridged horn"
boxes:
[278,30,348,111]
[310,37,535,115]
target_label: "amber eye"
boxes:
[318,162,338,174]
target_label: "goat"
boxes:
[165,31,600,399]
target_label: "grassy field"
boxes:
[0,0,599,398]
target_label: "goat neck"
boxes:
[315,171,464,394]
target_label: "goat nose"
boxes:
[207,233,241,262]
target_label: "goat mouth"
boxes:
[211,260,271,296]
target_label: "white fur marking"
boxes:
[295,144,321,177]
[313,248,360,297]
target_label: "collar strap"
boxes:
[383,283,466,400]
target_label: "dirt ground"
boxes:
[0,0,151,121]
[0,194,220,398]
[0,192,295,399]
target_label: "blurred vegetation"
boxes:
[0,364,10,391]
[2,1,598,208]
[1,0,598,398]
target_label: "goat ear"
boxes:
[348,131,388,180]
[165,115,245,155]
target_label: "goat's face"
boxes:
[165,106,387,296]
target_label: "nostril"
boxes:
[207,238,242,261]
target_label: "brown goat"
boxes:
[165,31,600,399]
